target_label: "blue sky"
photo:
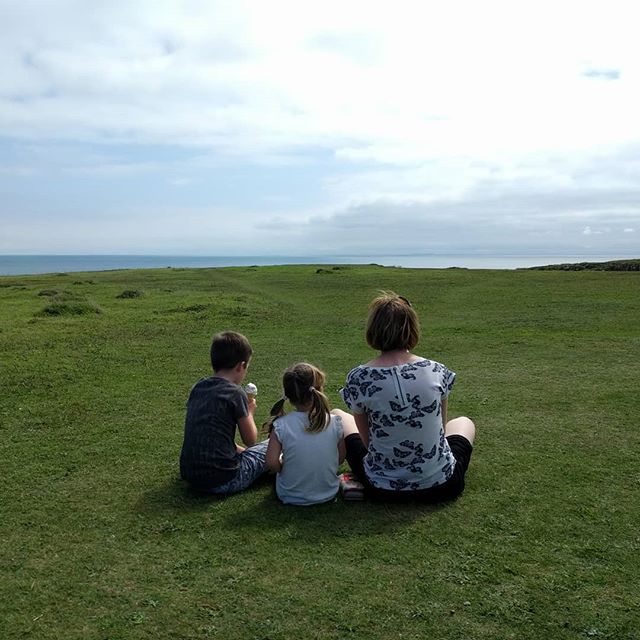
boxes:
[1,0,639,256]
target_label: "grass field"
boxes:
[1,264,638,640]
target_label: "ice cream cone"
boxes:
[245,382,258,401]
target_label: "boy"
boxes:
[180,331,268,494]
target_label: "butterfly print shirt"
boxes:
[341,358,456,491]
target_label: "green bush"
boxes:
[117,289,145,299]
[38,301,103,316]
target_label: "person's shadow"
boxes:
[136,473,446,537]
[226,485,446,537]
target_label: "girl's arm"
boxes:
[265,431,283,472]
[354,413,370,448]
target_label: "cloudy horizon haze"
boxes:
[1,0,639,258]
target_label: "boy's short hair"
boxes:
[210,331,253,371]
[366,292,420,351]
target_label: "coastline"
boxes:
[1,254,638,276]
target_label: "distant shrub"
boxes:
[38,290,83,301]
[117,289,144,299]
[35,289,102,317]
[38,301,103,317]
[315,267,348,274]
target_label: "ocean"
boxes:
[0,254,634,276]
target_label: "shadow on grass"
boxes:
[226,487,448,536]
[136,476,233,514]
[136,472,277,514]
[136,474,448,536]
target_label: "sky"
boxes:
[1,0,639,257]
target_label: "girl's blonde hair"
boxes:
[366,291,420,351]
[265,363,331,434]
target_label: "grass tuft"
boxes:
[34,289,102,317]
[117,289,145,299]
[37,300,103,316]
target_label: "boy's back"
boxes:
[180,376,248,490]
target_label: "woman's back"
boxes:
[342,358,456,490]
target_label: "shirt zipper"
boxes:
[392,369,407,407]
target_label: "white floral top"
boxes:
[341,358,456,491]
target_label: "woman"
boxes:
[341,292,476,502]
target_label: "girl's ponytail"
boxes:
[307,387,331,433]
[263,397,286,434]
[273,362,331,433]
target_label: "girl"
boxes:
[340,292,476,502]
[265,363,349,506]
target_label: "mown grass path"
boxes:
[1,265,638,639]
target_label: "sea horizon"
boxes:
[0,253,637,276]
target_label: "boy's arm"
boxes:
[265,431,283,472]
[237,415,258,447]
[236,396,258,447]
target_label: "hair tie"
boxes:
[309,386,315,393]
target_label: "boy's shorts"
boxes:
[206,440,269,495]
[345,433,473,503]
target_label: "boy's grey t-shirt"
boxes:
[180,376,249,488]
[273,411,343,506]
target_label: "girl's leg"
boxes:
[331,408,359,437]
[444,416,476,445]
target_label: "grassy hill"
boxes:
[523,258,640,271]
[1,264,638,639]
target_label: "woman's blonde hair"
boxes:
[264,363,331,433]
[366,291,420,352]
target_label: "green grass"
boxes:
[1,264,638,640]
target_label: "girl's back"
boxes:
[272,411,343,505]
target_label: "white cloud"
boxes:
[1,0,640,255]
[2,0,640,162]
[169,177,193,186]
